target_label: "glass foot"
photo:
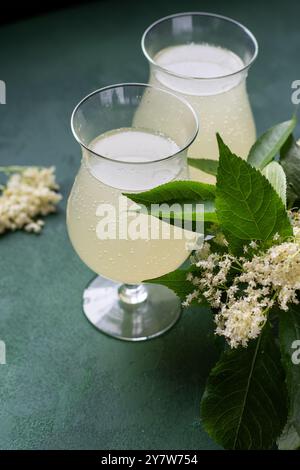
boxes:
[82,276,181,341]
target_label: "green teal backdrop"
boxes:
[0,0,299,450]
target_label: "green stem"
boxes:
[235,259,244,269]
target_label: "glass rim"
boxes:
[71,82,199,165]
[141,11,259,81]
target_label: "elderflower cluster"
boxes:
[215,286,272,348]
[240,241,300,311]
[0,167,62,234]
[185,218,300,348]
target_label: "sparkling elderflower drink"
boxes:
[67,84,199,341]
[68,128,195,284]
[141,12,258,183]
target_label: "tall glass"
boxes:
[67,83,198,341]
[142,12,258,183]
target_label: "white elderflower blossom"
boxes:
[182,290,199,308]
[293,226,300,240]
[184,214,300,348]
[215,292,272,348]
[241,241,300,311]
[0,166,62,234]
[291,212,300,242]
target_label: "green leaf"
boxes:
[149,200,218,228]
[124,180,215,206]
[201,323,287,449]
[280,135,300,208]
[262,161,287,206]
[188,158,218,176]
[278,423,300,450]
[216,135,292,253]
[279,304,300,440]
[247,117,296,169]
[146,268,195,302]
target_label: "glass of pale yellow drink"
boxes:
[142,12,258,183]
[68,83,198,341]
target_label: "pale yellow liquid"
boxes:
[67,128,198,284]
[148,44,256,183]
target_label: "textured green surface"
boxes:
[0,0,299,450]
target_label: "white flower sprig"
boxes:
[185,214,300,348]
[0,166,62,234]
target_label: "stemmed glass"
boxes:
[67,83,198,341]
[142,12,258,182]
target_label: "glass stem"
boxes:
[118,284,148,305]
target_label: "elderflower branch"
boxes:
[0,166,62,234]
[184,213,300,348]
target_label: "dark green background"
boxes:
[0,0,299,450]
